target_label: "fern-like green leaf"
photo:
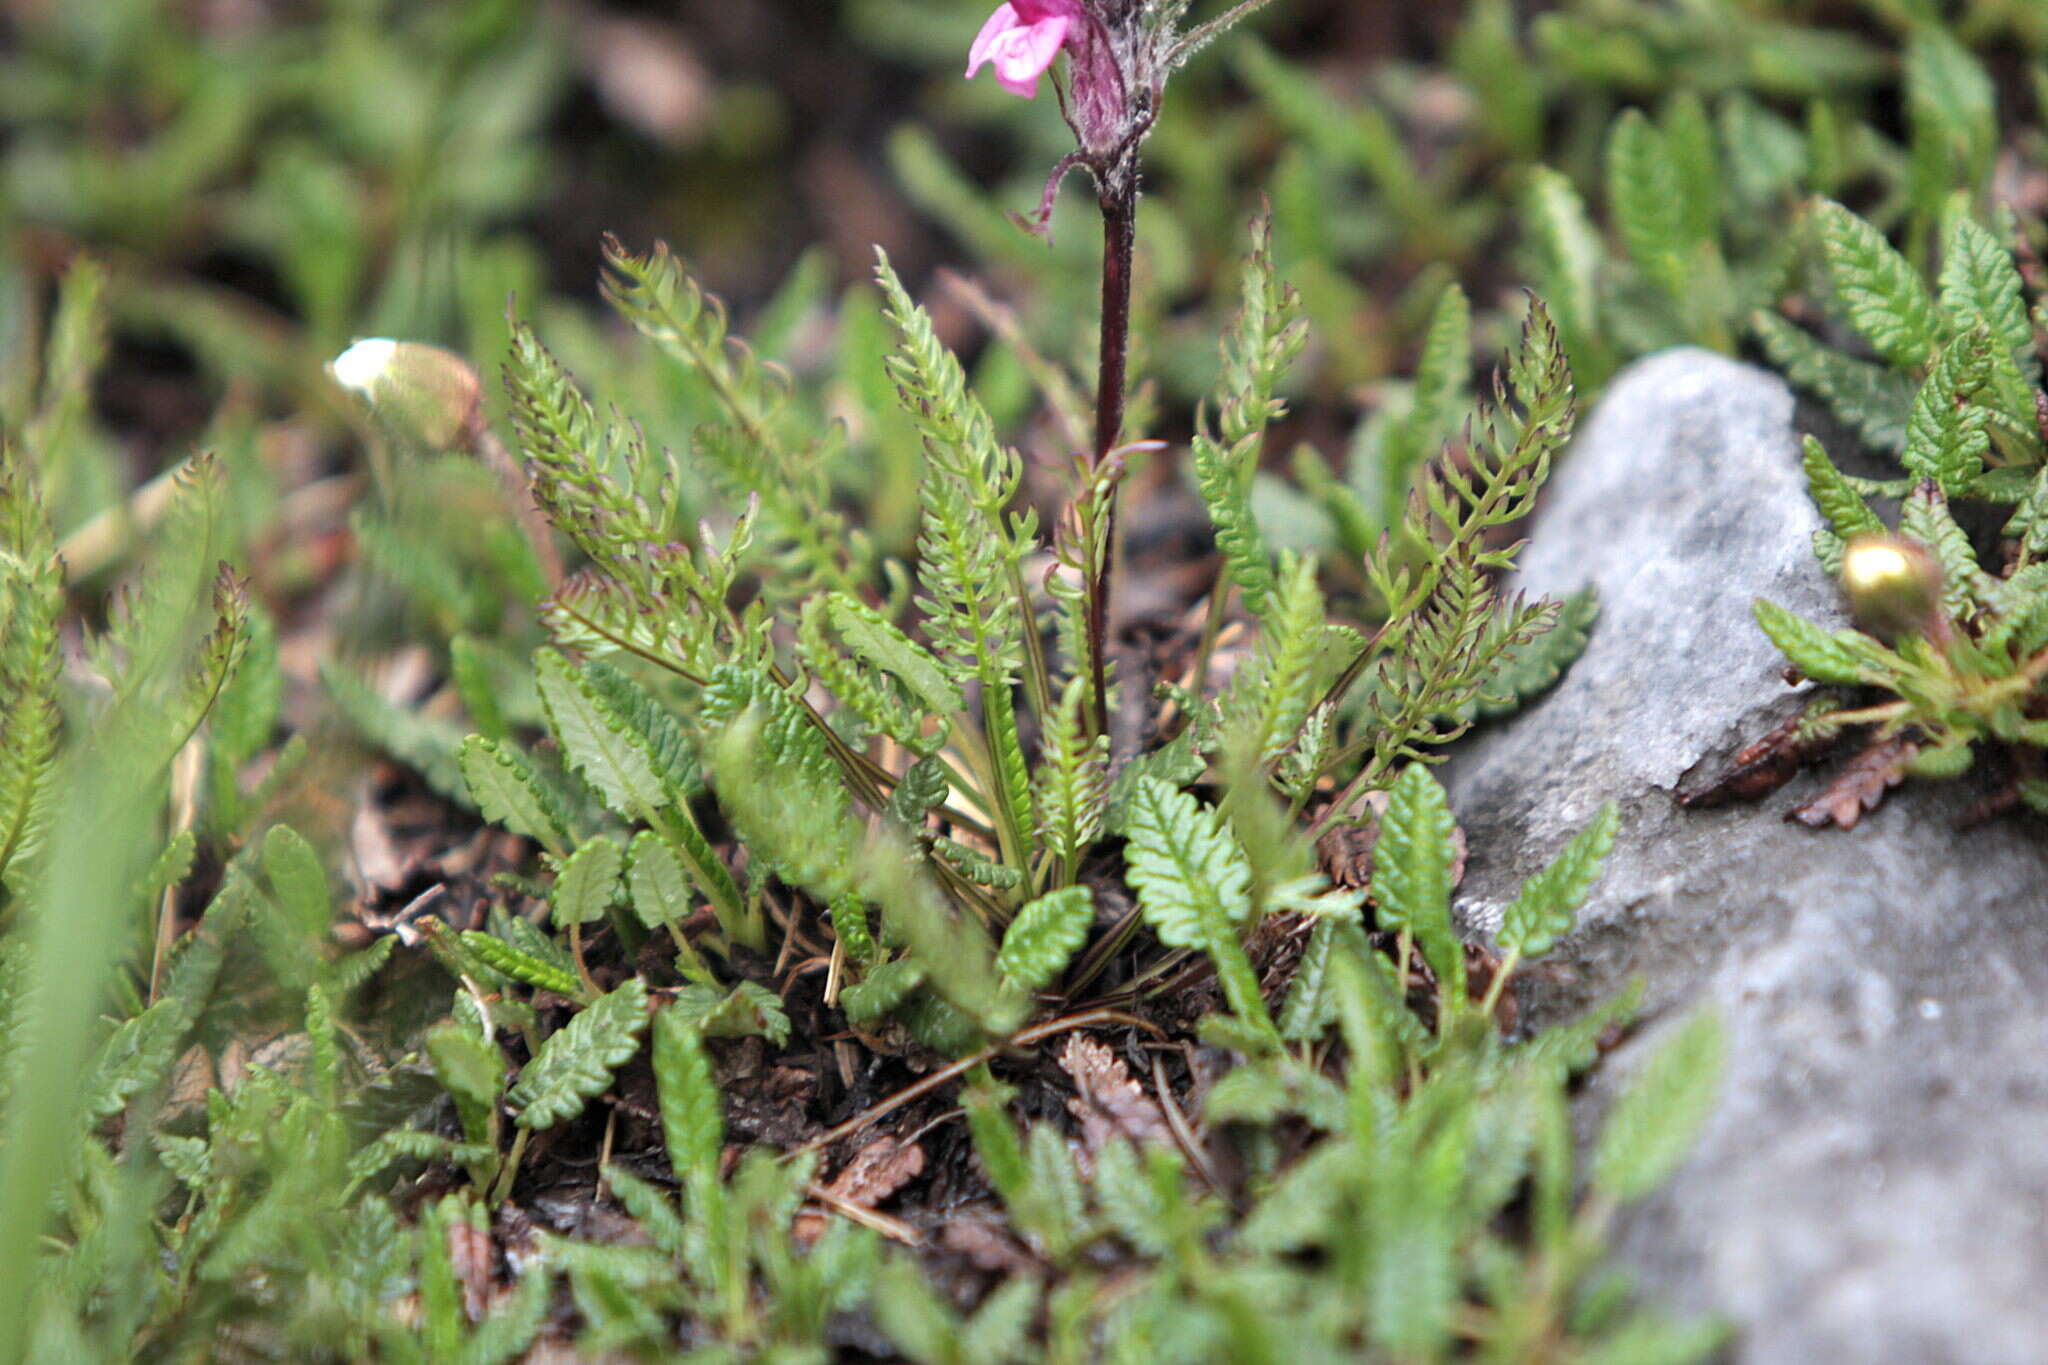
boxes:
[701,666,860,905]
[1497,802,1619,958]
[652,1003,723,1184]
[668,980,791,1047]
[623,829,686,929]
[1899,480,1997,619]
[1592,1009,1724,1201]
[1814,198,1943,370]
[0,455,67,896]
[1939,215,2038,384]
[996,886,1093,993]
[1753,312,1914,453]
[426,1020,507,1151]
[1121,778,1273,1040]
[1369,764,1464,1003]
[1607,109,1688,301]
[457,929,584,999]
[1901,330,1994,497]
[1521,167,1611,384]
[1369,281,1473,533]
[1801,435,1884,545]
[1751,598,1870,685]
[508,977,650,1129]
[535,648,670,820]
[1193,212,1306,615]
[551,836,623,928]
[460,736,572,856]
[1033,675,1109,872]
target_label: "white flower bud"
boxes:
[329,339,481,452]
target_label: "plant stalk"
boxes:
[1086,172,1139,740]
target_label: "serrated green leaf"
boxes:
[1122,778,1273,1040]
[1661,91,1719,251]
[839,957,926,1024]
[535,648,668,819]
[1522,167,1610,382]
[827,592,963,717]
[426,1020,506,1149]
[1901,331,1993,496]
[1373,282,1473,530]
[1899,479,1996,618]
[85,996,191,1120]
[551,835,623,928]
[997,886,1093,992]
[1939,216,2037,381]
[1034,675,1110,870]
[1593,1009,1724,1201]
[1607,109,1687,300]
[1751,598,1869,685]
[1278,916,1341,1043]
[509,977,650,1129]
[460,736,572,855]
[1801,436,1883,542]
[261,824,330,939]
[1753,312,1914,452]
[583,658,702,797]
[1814,198,1942,370]
[651,1003,722,1184]
[623,829,687,929]
[1121,778,1254,950]
[668,980,791,1047]
[1370,765,1464,1002]
[1498,803,1618,957]
[458,929,584,999]
[449,634,508,742]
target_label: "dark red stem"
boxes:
[1086,177,1137,740]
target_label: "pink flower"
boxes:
[966,1,1078,98]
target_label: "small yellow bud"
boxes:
[329,339,481,452]
[1840,534,1944,640]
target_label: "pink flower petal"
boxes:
[989,14,1069,97]
[967,4,1022,79]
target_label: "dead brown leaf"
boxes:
[1316,789,1466,894]
[445,1213,495,1323]
[1059,1034,1171,1157]
[1678,708,1839,809]
[1790,736,1917,829]
[939,1214,1037,1274]
[792,1135,925,1245]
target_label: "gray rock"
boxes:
[1443,348,2048,1365]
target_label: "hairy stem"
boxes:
[1086,174,1138,739]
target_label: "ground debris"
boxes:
[1059,1034,1171,1157]
[1789,735,1918,829]
[1677,706,1841,809]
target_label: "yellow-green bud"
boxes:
[329,339,481,452]
[1840,534,1944,641]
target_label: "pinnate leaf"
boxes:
[1752,598,1869,686]
[509,977,650,1129]
[551,836,623,928]
[535,648,667,819]
[460,736,571,855]
[652,1003,722,1183]
[997,886,1094,993]
[1593,1009,1724,1200]
[1814,198,1942,370]
[1498,802,1619,957]
[1370,765,1463,999]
